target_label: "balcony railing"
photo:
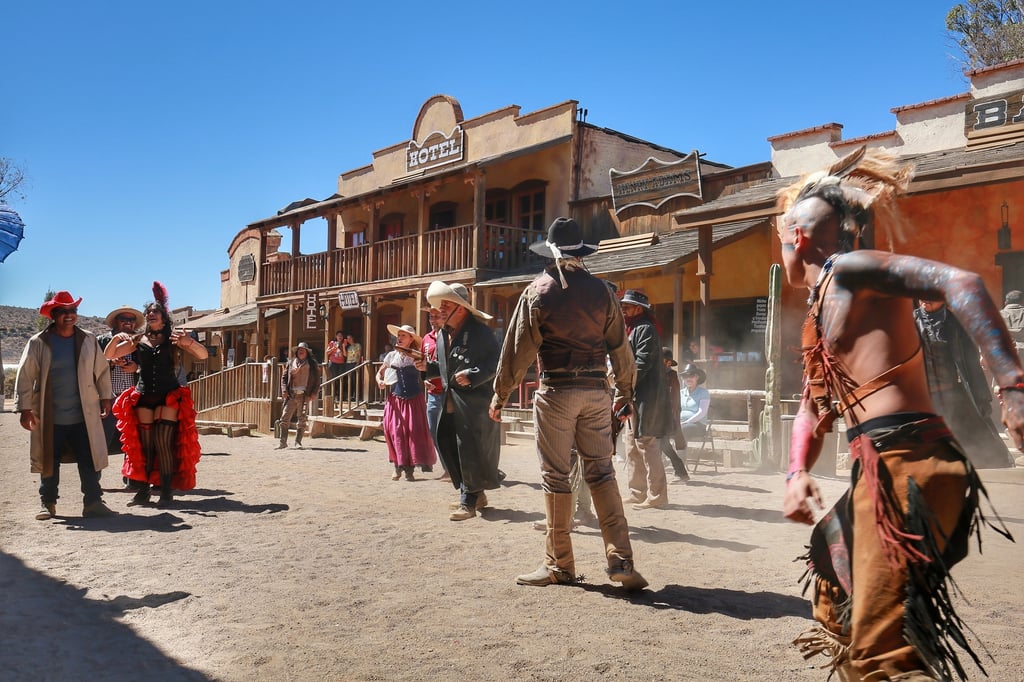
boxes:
[260,222,544,296]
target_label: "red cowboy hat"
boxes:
[39,291,83,318]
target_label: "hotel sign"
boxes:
[609,151,702,214]
[304,292,319,331]
[965,88,1024,138]
[407,126,464,173]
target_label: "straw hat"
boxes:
[425,281,493,320]
[105,305,144,329]
[386,323,422,345]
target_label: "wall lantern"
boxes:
[359,300,371,317]
[998,201,1012,251]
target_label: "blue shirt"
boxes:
[679,385,709,425]
[49,333,84,424]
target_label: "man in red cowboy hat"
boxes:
[490,217,647,590]
[15,290,116,519]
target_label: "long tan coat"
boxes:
[14,327,112,476]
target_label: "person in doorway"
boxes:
[620,289,672,510]
[16,290,116,519]
[659,347,690,483]
[376,324,435,480]
[326,331,346,380]
[777,147,1020,680]
[96,304,143,456]
[277,342,321,450]
[914,299,1013,468]
[489,217,646,590]
[342,333,363,400]
[105,282,208,508]
[415,281,502,521]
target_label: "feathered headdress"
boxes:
[776,146,914,251]
[152,280,170,310]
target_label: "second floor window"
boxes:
[513,182,546,230]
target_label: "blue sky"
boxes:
[1,1,968,318]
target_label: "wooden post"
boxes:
[755,264,783,472]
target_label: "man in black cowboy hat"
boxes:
[490,217,647,590]
[620,289,672,510]
[278,342,320,449]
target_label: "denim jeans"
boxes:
[39,421,104,505]
[426,392,443,455]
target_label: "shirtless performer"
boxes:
[777,148,1023,681]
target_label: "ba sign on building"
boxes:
[609,151,702,214]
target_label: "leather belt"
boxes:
[540,370,607,379]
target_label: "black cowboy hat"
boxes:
[662,347,677,367]
[529,217,598,259]
[620,289,651,309]
[679,363,706,385]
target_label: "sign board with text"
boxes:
[609,151,702,214]
[304,292,319,331]
[338,291,361,310]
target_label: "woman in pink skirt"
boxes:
[376,324,436,481]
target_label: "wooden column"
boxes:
[673,265,684,363]
[471,170,486,269]
[697,224,713,357]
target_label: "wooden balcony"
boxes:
[261,222,545,296]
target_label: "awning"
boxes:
[474,218,767,289]
[188,304,285,330]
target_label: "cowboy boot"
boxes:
[589,478,648,591]
[294,427,304,449]
[156,474,174,508]
[516,492,576,586]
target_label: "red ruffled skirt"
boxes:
[113,387,202,490]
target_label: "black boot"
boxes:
[156,475,173,508]
[128,483,151,506]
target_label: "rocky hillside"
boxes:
[1,305,108,368]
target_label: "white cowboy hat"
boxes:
[425,281,493,321]
[104,305,144,329]
[386,323,422,345]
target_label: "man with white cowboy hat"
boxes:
[15,290,116,519]
[619,288,672,510]
[97,304,144,456]
[277,341,321,450]
[415,280,502,521]
[490,217,647,590]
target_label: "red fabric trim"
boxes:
[849,434,928,569]
[113,387,202,490]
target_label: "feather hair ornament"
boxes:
[776,146,914,251]
[152,280,170,310]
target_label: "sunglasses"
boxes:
[53,307,78,315]
[115,315,137,323]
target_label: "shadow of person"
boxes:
[577,581,810,619]
[0,552,211,681]
[179,496,289,515]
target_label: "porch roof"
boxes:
[474,219,767,289]
[189,304,285,330]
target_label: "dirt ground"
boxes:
[1,406,1023,682]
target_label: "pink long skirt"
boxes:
[383,392,437,468]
